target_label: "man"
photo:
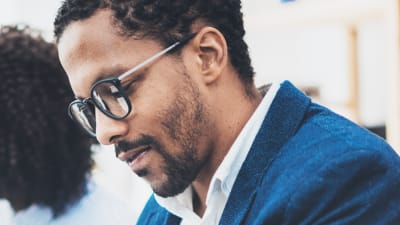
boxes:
[53,1,400,224]
[0,25,134,225]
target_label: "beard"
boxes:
[115,71,211,197]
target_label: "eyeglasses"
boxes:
[68,33,197,137]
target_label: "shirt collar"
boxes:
[155,82,280,218]
[206,82,280,203]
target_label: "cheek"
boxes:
[131,81,180,127]
[141,150,170,183]
[134,62,185,108]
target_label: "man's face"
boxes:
[57,10,214,197]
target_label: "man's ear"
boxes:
[191,27,228,85]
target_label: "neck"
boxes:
[191,80,262,216]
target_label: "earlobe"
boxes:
[195,27,228,85]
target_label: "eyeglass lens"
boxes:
[70,101,96,135]
[92,82,130,117]
[69,33,197,136]
[70,81,130,136]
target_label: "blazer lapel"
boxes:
[219,81,311,225]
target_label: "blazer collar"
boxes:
[219,80,311,225]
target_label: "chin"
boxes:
[151,178,190,198]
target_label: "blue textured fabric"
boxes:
[136,81,400,225]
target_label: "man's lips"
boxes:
[118,145,151,165]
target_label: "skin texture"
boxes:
[57,9,262,215]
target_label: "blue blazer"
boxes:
[137,81,400,225]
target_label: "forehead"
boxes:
[57,9,161,97]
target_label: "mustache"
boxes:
[114,135,155,156]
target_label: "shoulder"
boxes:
[267,102,400,197]
[254,117,400,224]
[281,101,396,163]
[282,148,400,224]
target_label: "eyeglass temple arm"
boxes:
[118,33,197,81]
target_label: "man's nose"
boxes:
[95,109,129,145]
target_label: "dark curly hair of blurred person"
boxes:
[0,25,93,218]
[54,0,255,95]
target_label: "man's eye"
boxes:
[122,80,135,91]
[111,91,123,98]
[122,73,143,94]
[109,85,123,98]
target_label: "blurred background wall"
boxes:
[1,0,399,222]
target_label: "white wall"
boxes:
[243,1,387,127]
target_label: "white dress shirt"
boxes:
[155,83,280,225]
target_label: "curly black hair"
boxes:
[0,25,93,218]
[54,0,255,90]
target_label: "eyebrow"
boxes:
[93,66,128,84]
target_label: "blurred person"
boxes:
[0,25,134,225]
[53,1,400,225]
